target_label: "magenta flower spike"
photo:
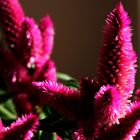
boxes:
[33,77,101,122]
[20,17,43,68]
[94,85,125,126]
[98,2,137,100]
[39,15,55,56]
[33,81,81,120]
[99,102,140,140]
[0,0,57,114]
[33,78,104,139]
[32,3,140,140]
[0,114,39,140]
[0,0,24,52]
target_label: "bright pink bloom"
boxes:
[0,0,56,115]
[99,102,140,140]
[0,0,24,52]
[33,78,102,139]
[20,17,43,68]
[98,2,137,100]
[33,3,140,140]
[73,129,86,140]
[33,80,81,120]
[0,114,39,140]
[94,85,125,126]
[39,15,55,56]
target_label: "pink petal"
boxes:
[20,17,43,69]
[94,85,126,126]
[33,59,57,82]
[0,0,24,52]
[0,114,39,140]
[39,15,55,55]
[0,48,29,85]
[73,129,86,140]
[98,2,137,100]
[99,102,140,140]
[33,81,81,119]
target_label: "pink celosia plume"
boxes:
[32,2,140,140]
[0,114,39,140]
[20,17,43,69]
[0,0,24,53]
[94,85,125,126]
[39,15,55,56]
[98,2,137,100]
[0,0,57,114]
[33,81,81,119]
[99,102,140,140]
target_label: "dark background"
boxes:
[20,0,139,84]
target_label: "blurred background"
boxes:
[20,0,140,83]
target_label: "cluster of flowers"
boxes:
[0,0,140,140]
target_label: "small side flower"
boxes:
[0,113,39,140]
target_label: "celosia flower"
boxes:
[39,15,55,56]
[99,102,140,140]
[0,113,39,140]
[0,0,24,53]
[94,85,125,126]
[0,0,56,115]
[33,2,140,140]
[98,2,137,99]
[33,78,103,139]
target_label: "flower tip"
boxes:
[40,15,54,29]
[32,81,42,89]
[32,81,49,92]
[1,113,39,140]
[116,1,124,9]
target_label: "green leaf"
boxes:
[0,104,17,120]
[65,79,79,89]
[57,72,79,89]
[4,99,17,114]
[0,97,17,120]
[57,72,75,81]
[39,111,46,120]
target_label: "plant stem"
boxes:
[0,105,17,119]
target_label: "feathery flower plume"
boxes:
[94,85,125,126]
[33,2,140,140]
[33,78,102,139]
[33,81,81,119]
[39,15,55,56]
[20,17,43,69]
[0,0,24,52]
[0,114,39,140]
[0,0,56,114]
[99,102,140,140]
[98,2,137,99]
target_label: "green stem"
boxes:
[0,105,17,119]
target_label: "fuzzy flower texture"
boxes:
[33,2,140,140]
[0,0,140,140]
[0,0,56,115]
